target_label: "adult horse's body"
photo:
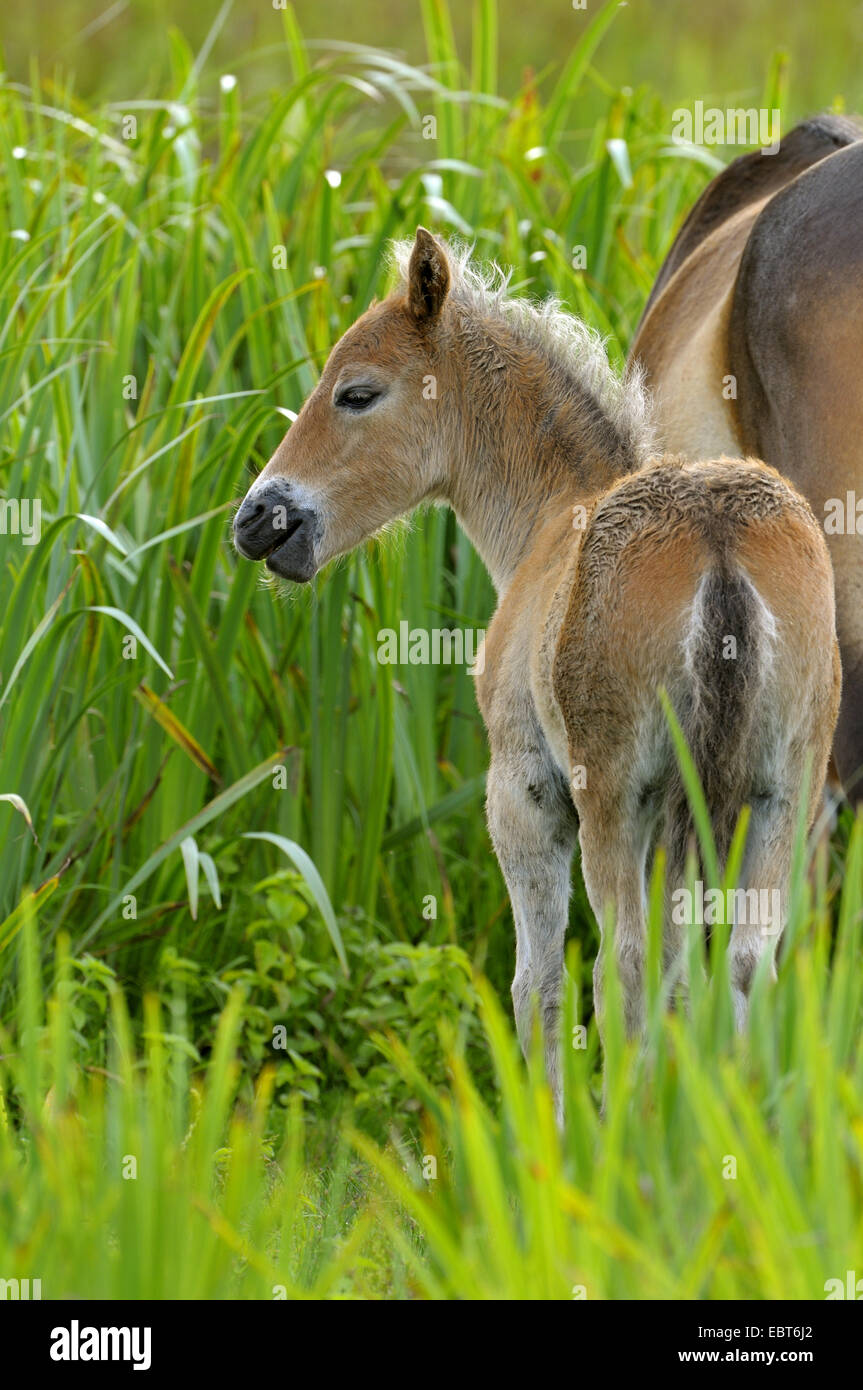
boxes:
[629,113,863,797]
[234,230,839,1116]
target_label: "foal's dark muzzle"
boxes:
[233,479,319,582]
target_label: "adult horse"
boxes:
[629,113,863,798]
[233,230,839,1116]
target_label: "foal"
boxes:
[234,230,840,1113]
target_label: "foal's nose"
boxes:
[233,478,296,560]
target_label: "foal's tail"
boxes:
[664,558,776,878]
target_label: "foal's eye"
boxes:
[335,385,381,412]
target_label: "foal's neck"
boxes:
[441,312,637,593]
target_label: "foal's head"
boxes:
[233,227,453,581]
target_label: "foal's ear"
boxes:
[407,227,450,325]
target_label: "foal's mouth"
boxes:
[261,515,303,558]
[262,512,318,583]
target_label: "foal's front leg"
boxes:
[486,751,578,1120]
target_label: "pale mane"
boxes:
[390,236,656,465]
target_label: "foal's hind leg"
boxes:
[486,746,578,1120]
[578,793,649,1042]
[727,802,795,1030]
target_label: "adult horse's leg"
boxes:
[486,744,578,1121]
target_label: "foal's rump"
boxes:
[553,455,840,889]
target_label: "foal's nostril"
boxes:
[233,489,284,557]
[234,497,265,534]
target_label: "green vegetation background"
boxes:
[5,0,862,117]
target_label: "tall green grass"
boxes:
[0,911,415,1298]
[2,808,861,1298]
